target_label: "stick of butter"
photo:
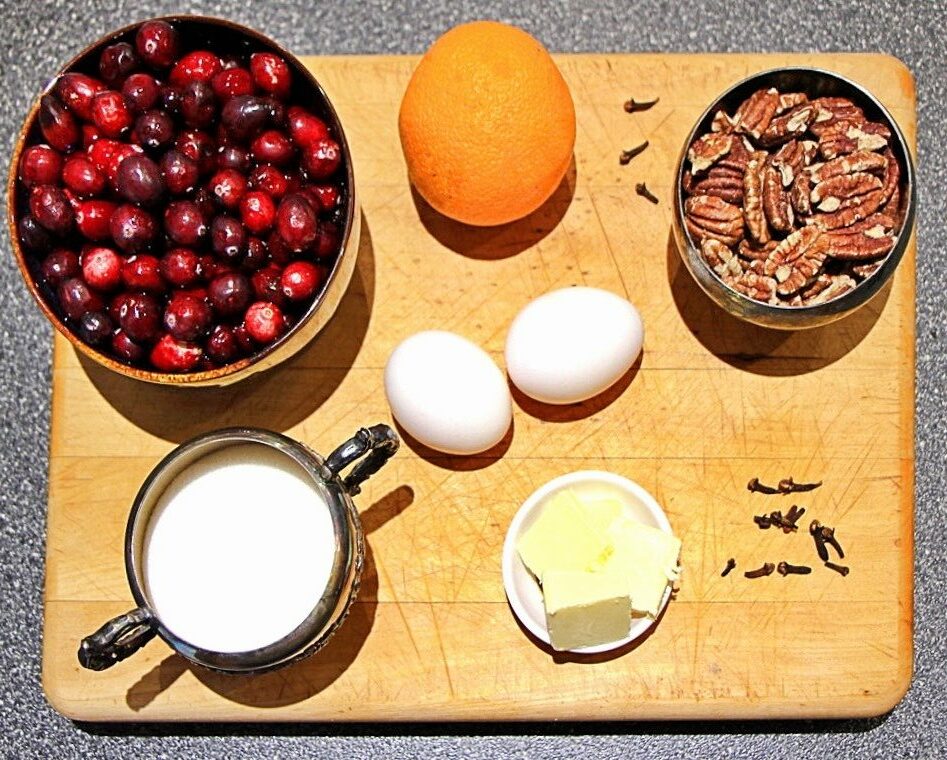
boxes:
[517,490,612,580]
[542,569,632,651]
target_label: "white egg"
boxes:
[384,331,513,455]
[505,286,644,404]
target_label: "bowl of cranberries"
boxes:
[8,16,358,384]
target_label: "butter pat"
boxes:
[607,519,682,582]
[542,569,632,651]
[517,490,611,579]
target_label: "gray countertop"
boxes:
[1,0,944,757]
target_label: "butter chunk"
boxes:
[608,517,682,581]
[517,490,612,580]
[542,569,632,651]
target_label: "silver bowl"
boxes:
[671,67,916,330]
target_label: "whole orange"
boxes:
[399,21,576,227]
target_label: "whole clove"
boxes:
[825,561,850,576]
[753,514,772,529]
[769,510,798,532]
[721,558,736,577]
[777,477,823,494]
[619,140,649,165]
[782,505,806,533]
[635,182,659,204]
[777,561,812,576]
[819,525,844,559]
[747,477,780,495]
[623,96,659,113]
[810,520,829,561]
[744,562,775,579]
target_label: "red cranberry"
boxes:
[75,199,118,241]
[302,138,341,180]
[87,138,124,175]
[265,229,293,265]
[160,248,201,287]
[80,246,122,291]
[78,310,113,346]
[122,254,164,293]
[135,110,175,152]
[159,84,183,115]
[174,129,216,175]
[92,91,133,137]
[58,277,104,321]
[110,203,157,253]
[208,272,251,316]
[19,145,63,188]
[209,169,247,209]
[121,73,160,113]
[211,215,247,263]
[250,264,288,307]
[239,191,276,234]
[150,334,203,372]
[159,149,199,195]
[17,216,53,253]
[41,248,80,285]
[242,236,269,271]
[164,200,207,245]
[115,154,165,206]
[111,329,146,363]
[250,53,291,98]
[211,67,254,100]
[262,96,286,127]
[233,323,255,353]
[205,324,238,363]
[118,292,161,342]
[307,184,339,211]
[276,193,319,252]
[163,293,212,341]
[99,42,139,85]
[221,95,271,141]
[281,260,323,301]
[170,50,222,86]
[179,285,209,303]
[30,185,74,236]
[251,129,295,166]
[244,301,286,344]
[249,164,290,198]
[180,80,217,128]
[287,106,329,148]
[135,20,180,69]
[216,145,250,173]
[62,154,105,197]
[313,221,340,258]
[39,94,79,152]
[55,73,104,121]
[193,187,217,219]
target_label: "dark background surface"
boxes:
[1,0,944,757]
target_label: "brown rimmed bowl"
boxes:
[7,15,359,386]
[671,67,915,330]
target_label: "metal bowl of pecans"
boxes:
[672,67,915,330]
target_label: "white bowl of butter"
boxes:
[502,471,681,654]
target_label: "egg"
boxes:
[505,286,644,404]
[384,331,513,455]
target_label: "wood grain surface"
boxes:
[41,53,916,721]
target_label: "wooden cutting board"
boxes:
[40,53,916,721]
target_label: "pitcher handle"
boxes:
[78,607,157,671]
[325,424,400,495]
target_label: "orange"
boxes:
[398,21,575,227]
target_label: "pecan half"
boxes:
[776,245,827,295]
[691,166,744,204]
[743,151,770,243]
[701,238,743,277]
[725,271,778,303]
[685,195,744,246]
[809,97,866,136]
[763,161,794,232]
[878,149,901,206]
[808,150,888,183]
[738,239,778,261]
[800,274,833,301]
[776,92,808,115]
[734,88,780,139]
[763,225,822,277]
[819,122,889,160]
[803,274,857,305]
[822,227,895,260]
[688,133,734,173]
[853,260,884,279]
[809,190,885,230]
[758,104,815,147]
[711,109,736,133]
[811,171,884,211]
[881,184,902,220]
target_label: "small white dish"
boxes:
[502,470,674,655]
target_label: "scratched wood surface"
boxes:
[41,53,916,721]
